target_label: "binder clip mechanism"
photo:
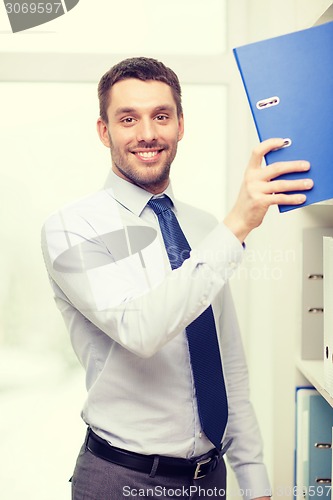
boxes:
[256,96,280,109]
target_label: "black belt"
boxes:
[86,428,224,480]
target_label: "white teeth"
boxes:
[137,151,158,158]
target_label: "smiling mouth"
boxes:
[132,149,164,162]
[136,151,159,158]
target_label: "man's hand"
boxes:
[224,138,313,242]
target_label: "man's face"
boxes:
[97,78,184,194]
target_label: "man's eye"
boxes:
[155,115,168,121]
[121,117,135,124]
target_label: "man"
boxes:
[41,57,312,499]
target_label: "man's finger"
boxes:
[262,160,311,181]
[263,178,314,194]
[248,138,286,169]
[267,192,307,206]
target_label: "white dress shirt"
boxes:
[41,170,271,498]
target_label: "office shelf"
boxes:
[296,358,333,408]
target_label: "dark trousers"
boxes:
[71,443,227,499]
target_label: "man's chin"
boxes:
[112,160,171,190]
[137,173,169,189]
[132,165,168,181]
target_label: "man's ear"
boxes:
[178,114,184,142]
[96,118,111,148]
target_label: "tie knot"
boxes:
[148,196,173,215]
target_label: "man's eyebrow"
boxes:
[114,105,176,116]
[114,107,136,116]
[153,105,175,113]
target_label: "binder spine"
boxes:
[232,48,264,143]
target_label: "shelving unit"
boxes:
[295,2,333,483]
[297,221,333,402]
[295,201,333,498]
[296,359,333,407]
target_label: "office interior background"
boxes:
[1,0,332,498]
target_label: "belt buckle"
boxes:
[193,457,212,480]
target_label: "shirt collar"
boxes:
[104,169,176,216]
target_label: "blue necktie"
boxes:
[148,196,228,449]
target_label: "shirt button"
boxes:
[229,261,237,269]
[202,299,208,307]
[199,432,202,438]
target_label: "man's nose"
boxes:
[136,118,157,143]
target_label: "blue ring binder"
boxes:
[233,21,333,212]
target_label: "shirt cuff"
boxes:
[235,463,272,499]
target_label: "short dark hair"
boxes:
[97,57,183,123]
